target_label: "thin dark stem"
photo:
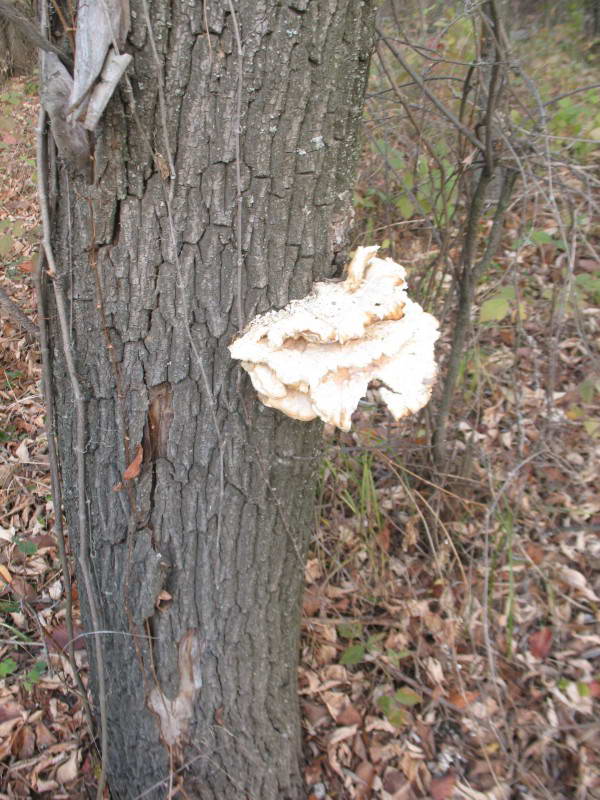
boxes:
[543,83,600,106]
[36,107,108,800]
[376,28,486,153]
[433,166,518,467]
[34,245,92,730]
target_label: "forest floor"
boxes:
[1,10,599,800]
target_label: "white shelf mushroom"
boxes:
[229,246,440,431]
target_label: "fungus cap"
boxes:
[229,246,439,431]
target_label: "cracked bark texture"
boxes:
[45,1,375,797]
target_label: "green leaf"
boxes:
[394,686,422,706]
[0,235,12,256]
[583,419,600,437]
[340,644,365,666]
[376,696,405,727]
[480,295,509,323]
[575,273,600,303]
[337,621,363,640]
[530,230,555,245]
[579,380,596,404]
[376,695,391,713]
[386,707,406,727]
[395,195,414,219]
[366,632,386,652]
[386,648,411,666]
[0,658,18,678]
[16,539,38,556]
[0,600,20,613]
[23,661,46,690]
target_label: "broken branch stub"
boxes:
[229,246,440,431]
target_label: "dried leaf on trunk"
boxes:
[123,444,143,480]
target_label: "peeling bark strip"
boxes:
[148,630,203,748]
[44,1,375,797]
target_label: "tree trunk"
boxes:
[43,1,375,797]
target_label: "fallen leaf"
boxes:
[525,542,545,564]
[528,627,553,659]
[382,768,410,796]
[558,566,599,601]
[15,440,29,462]
[303,586,322,615]
[337,702,362,726]
[123,444,143,480]
[35,721,56,749]
[0,563,13,585]
[11,723,35,759]
[44,623,86,653]
[430,770,457,800]
[328,724,358,745]
[377,524,390,552]
[355,760,376,797]
[447,689,479,709]
[302,700,329,727]
[588,681,600,698]
[0,703,23,738]
[56,748,79,783]
[18,260,34,273]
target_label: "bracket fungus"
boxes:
[229,246,439,431]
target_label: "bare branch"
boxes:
[33,245,92,729]
[0,0,72,68]
[376,27,486,153]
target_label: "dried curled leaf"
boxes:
[229,246,439,430]
[123,444,143,480]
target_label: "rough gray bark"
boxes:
[44,1,375,797]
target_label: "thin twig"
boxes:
[376,28,486,153]
[139,0,176,198]
[36,108,108,800]
[34,245,92,729]
[543,82,600,106]
[227,0,245,331]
